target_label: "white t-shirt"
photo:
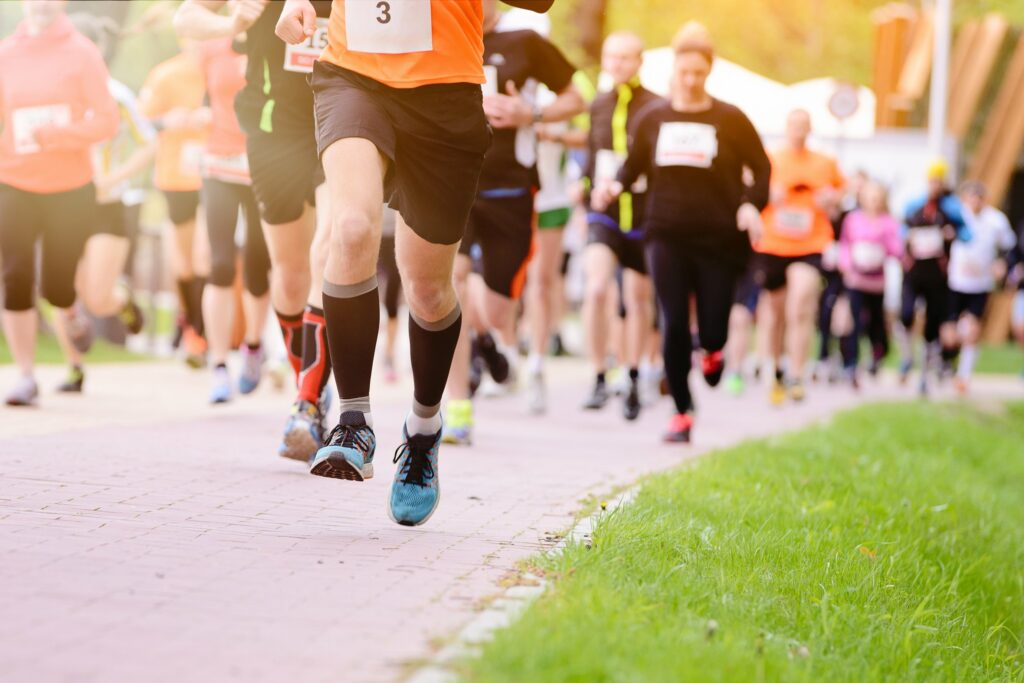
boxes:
[949,205,1017,294]
[532,85,573,214]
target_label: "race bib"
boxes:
[909,226,944,259]
[345,0,433,54]
[284,18,328,73]
[179,141,204,178]
[11,104,71,155]
[957,254,986,279]
[655,122,718,168]
[851,241,886,272]
[202,153,250,184]
[594,149,625,184]
[482,65,499,97]
[774,207,814,237]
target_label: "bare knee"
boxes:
[405,276,455,321]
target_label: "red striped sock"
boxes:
[297,306,331,404]
[276,310,303,381]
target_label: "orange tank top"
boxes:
[321,0,484,89]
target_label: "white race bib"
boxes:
[179,141,204,178]
[202,153,250,184]
[11,104,71,155]
[594,149,625,184]
[774,206,814,237]
[284,18,329,73]
[655,122,718,168]
[909,226,944,259]
[958,254,986,279]
[851,241,886,272]
[482,65,499,97]
[345,0,433,55]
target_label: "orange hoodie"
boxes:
[0,14,119,194]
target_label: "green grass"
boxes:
[459,402,1024,683]
[0,334,149,365]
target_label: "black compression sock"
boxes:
[323,276,380,410]
[409,306,463,410]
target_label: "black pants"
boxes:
[818,270,843,360]
[901,259,947,343]
[647,237,738,414]
[841,289,888,369]
[0,182,96,311]
[203,178,270,297]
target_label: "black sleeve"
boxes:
[528,32,576,94]
[731,107,771,210]
[617,109,655,189]
[502,0,555,12]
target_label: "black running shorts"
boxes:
[311,61,491,246]
[752,252,823,292]
[587,219,647,275]
[947,290,988,322]
[459,193,536,300]
[163,190,200,226]
[93,200,128,238]
[246,127,323,226]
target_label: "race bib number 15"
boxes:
[345,0,433,55]
[284,17,328,73]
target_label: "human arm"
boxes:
[174,0,267,40]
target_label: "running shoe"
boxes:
[468,351,484,397]
[549,332,568,357]
[898,358,912,384]
[477,333,510,384]
[388,424,442,527]
[210,365,232,404]
[278,400,323,462]
[183,327,207,369]
[582,380,610,410]
[623,382,641,421]
[663,412,693,443]
[57,366,85,394]
[441,400,473,445]
[118,298,145,335]
[725,371,745,397]
[5,375,39,407]
[845,367,861,392]
[769,378,787,406]
[238,346,264,395]
[526,371,546,416]
[64,309,95,354]
[954,377,969,396]
[788,380,807,403]
[701,350,725,387]
[309,411,376,481]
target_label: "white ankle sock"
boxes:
[406,406,441,436]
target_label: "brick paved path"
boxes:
[0,360,1019,682]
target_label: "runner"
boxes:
[278,0,554,525]
[195,36,271,404]
[897,159,965,395]
[755,108,845,405]
[50,13,155,394]
[0,0,118,406]
[592,22,771,443]
[580,31,660,421]
[442,1,583,445]
[139,38,211,368]
[836,179,902,388]
[175,0,335,459]
[942,181,1016,394]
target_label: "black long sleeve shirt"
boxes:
[618,98,771,260]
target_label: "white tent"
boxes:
[636,47,877,139]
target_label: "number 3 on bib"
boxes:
[346,0,433,54]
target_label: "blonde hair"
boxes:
[671,21,714,63]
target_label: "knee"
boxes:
[329,212,376,258]
[404,276,454,320]
[209,253,236,289]
[585,278,610,308]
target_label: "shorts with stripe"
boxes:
[459,191,535,300]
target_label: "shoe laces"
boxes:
[392,435,435,487]
[324,421,371,451]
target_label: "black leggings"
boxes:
[900,259,947,343]
[818,270,843,360]
[203,178,270,297]
[378,234,403,320]
[647,238,738,414]
[0,182,96,312]
[841,289,888,369]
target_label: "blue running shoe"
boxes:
[310,411,375,481]
[278,400,323,462]
[388,425,441,527]
[238,345,264,395]
[210,366,232,404]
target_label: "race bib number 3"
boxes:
[12,104,71,155]
[284,18,328,73]
[345,0,433,55]
[655,122,718,168]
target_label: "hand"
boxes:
[275,0,316,45]
[483,81,533,129]
[737,202,763,244]
[991,259,1007,284]
[230,0,267,34]
[568,180,584,206]
[534,123,561,142]
[32,124,67,150]
[591,179,623,213]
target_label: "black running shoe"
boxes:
[623,382,641,421]
[477,332,510,384]
[58,366,85,394]
[583,381,610,410]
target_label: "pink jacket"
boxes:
[839,210,904,294]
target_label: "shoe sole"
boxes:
[387,485,441,527]
[309,448,374,481]
[441,434,472,446]
[663,432,691,444]
[279,428,319,463]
